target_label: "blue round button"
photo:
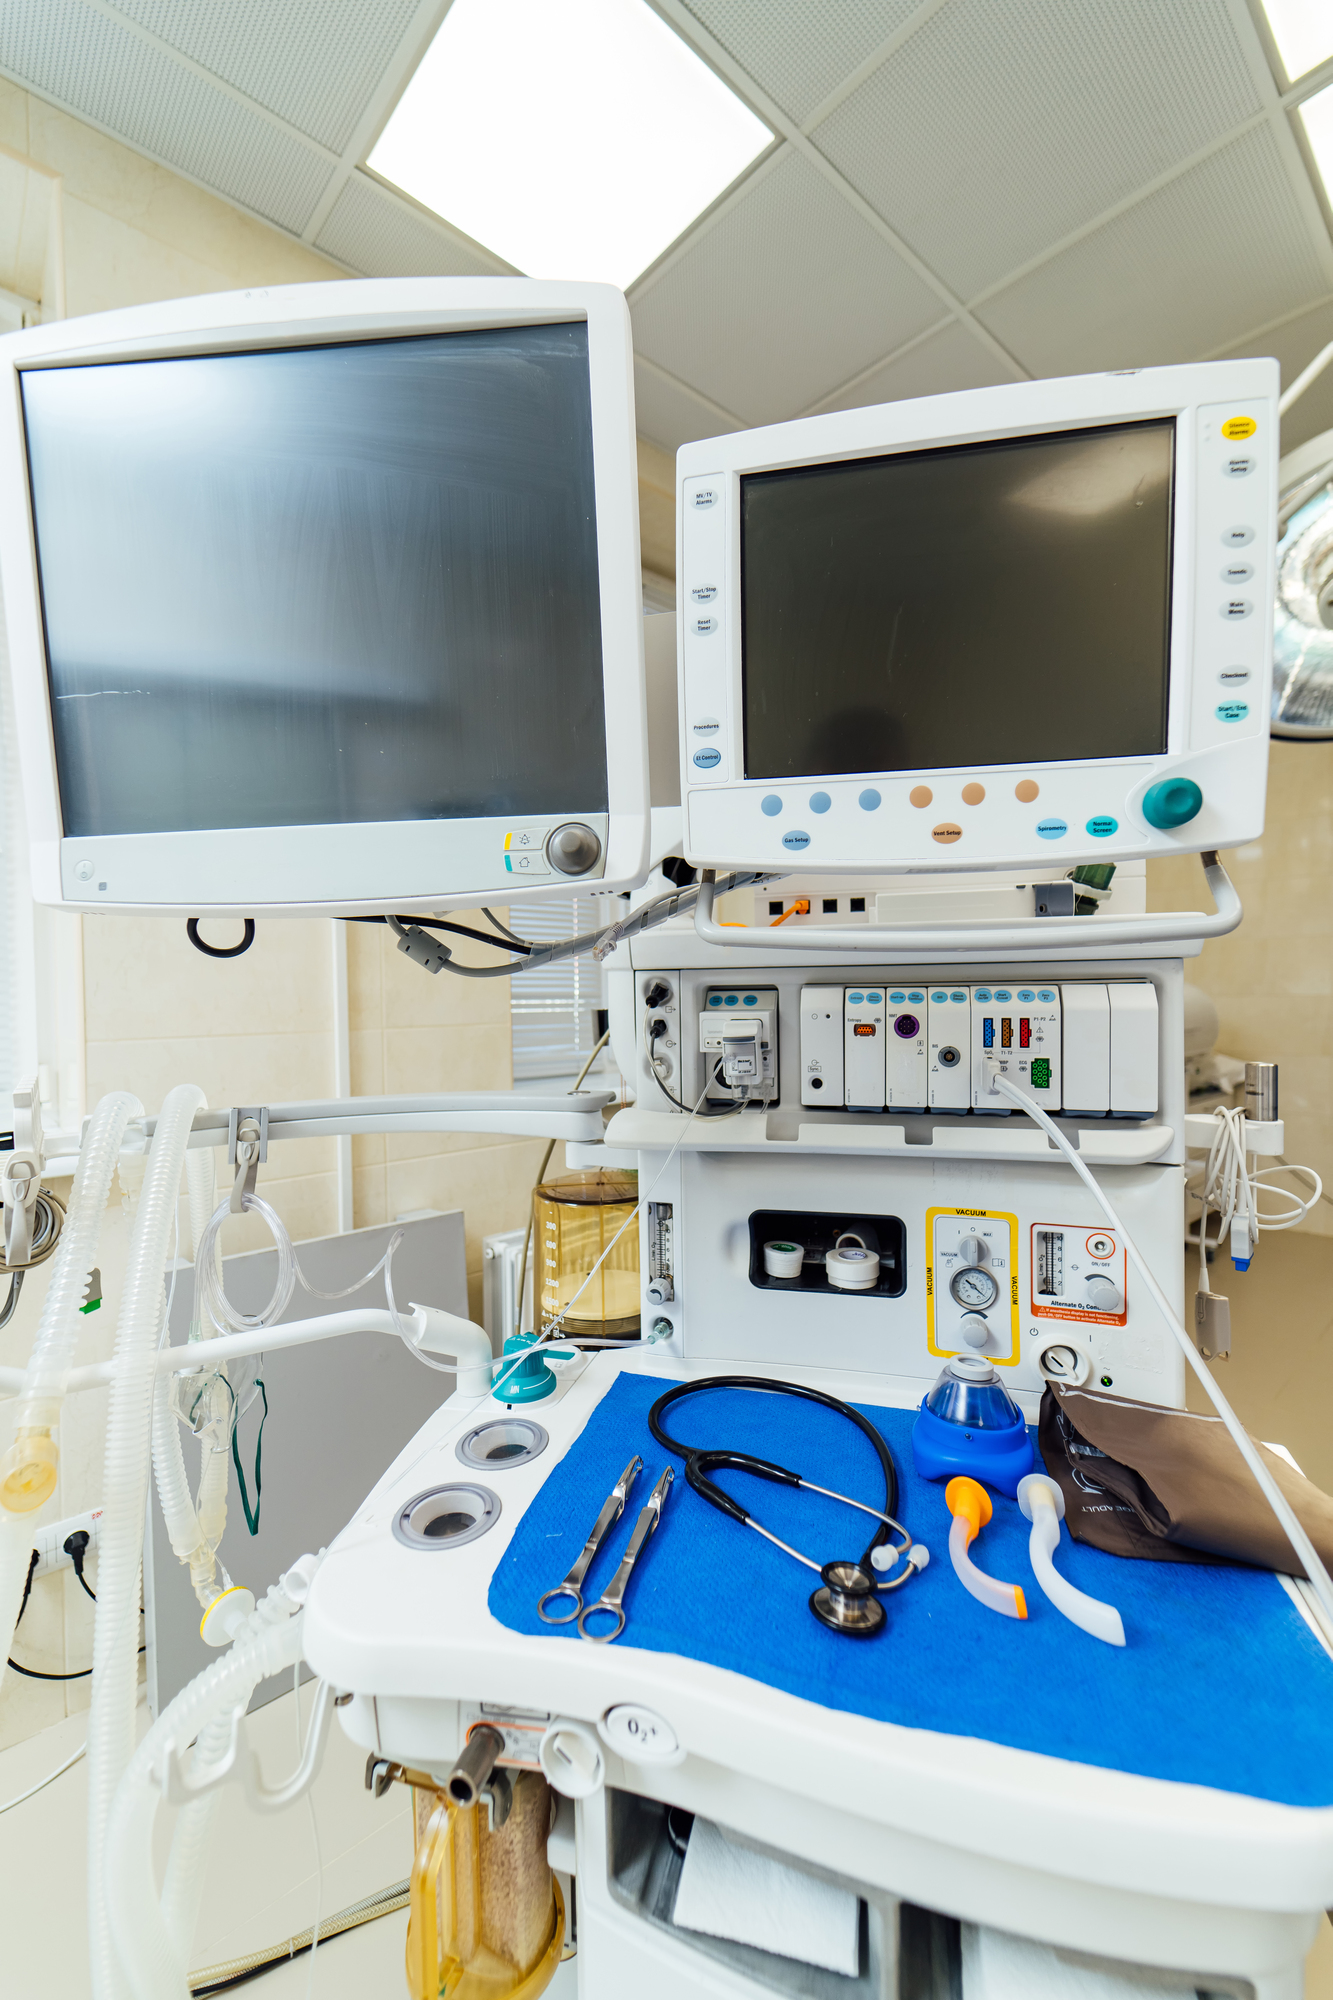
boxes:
[1018,989,1035,1003]
[931,991,948,1002]
[724,994,738,1006]
[810,791,831,814]
[1141,777,1202,830]
[693,747,721,769]
[907,990,924,1003]
[950,990,966,1003]
[1036,818,1068,840]
[708,994,723,1006]
[858,788,882,811]
[1086,816,1118,838]
[743,993,757,1005]
[1038,988,1056,1003]
[867,992,883,1004]
[761,794,782,817]
[781,829,810,851]
[1216,701,1248,723]
[889,991,906,1004]
[849,992,865,1004]
[974,989,992,1003]
[994,989,1012,1003]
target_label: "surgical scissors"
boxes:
[578,1467,673,1643]
[537,1455,641,1624]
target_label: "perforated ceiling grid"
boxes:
[0,0,1330,454]
[111,0,423,154]
[315,172,506,279]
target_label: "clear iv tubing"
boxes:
[985,1063,1333,1640]
[193,1192,404,1338]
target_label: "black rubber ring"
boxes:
[186,917,256,959]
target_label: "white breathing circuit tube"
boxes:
[983,1061,1333,1640]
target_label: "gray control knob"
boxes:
[546,822,602,876]
[1085,1275,1123,1313]
[646,1278,674,1305]
[957,1235,986,1266]
[959,1313,991,1348]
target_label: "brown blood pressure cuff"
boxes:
[1038,1384,1333,1573]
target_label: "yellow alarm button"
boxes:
[1221,416,1256,440]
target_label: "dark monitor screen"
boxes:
[23,323,608,838]
[740,419,1174,782]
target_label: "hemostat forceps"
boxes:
[536,1455,641,1624]
[578,1468,673,1643]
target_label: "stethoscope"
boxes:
[647,1376,929,1637]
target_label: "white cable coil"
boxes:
[1191,1103,1322,1265]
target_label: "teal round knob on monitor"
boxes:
[1141,777,1203,830]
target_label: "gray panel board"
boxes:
[145,1211,466,1716]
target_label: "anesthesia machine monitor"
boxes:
[678,357,1277,876]
[0,278,650,917]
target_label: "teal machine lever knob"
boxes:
[496,1331,562,1402]
[1141,777,1203,830]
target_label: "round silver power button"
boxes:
[74,859,95,882]
[546,822,602,876]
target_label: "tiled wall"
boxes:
[1148,738,1333,1238]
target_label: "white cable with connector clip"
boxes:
[980,1055,1333,1642]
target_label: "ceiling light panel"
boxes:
[813,0,1261,303]
[630,148,946,425]
[1259,0,1333,85]
[368,0,772,289]
[679,0,922,124]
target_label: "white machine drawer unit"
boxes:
[1110,982,1159,1115]
[970,982,1061,1111]
[883,983,929,1108]
[799,985,844,1105]
[1062,981,1111,1114]
[927,985,971,1109]
[843,984,886,1108]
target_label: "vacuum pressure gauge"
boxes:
[949,1265,1000,1310]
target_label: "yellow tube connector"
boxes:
[0,1423,59,1512]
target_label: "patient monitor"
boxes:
[0,278,649,916]
[679,359,1277,875]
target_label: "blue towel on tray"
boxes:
[488,1373,1333,1806]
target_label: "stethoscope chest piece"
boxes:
[809,1560,885,1637]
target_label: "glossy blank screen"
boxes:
[23,323,608,837]
[741,420,1174,781]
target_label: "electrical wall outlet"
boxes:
[32,1506,102,1579]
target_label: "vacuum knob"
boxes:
[1141,778,1203,830]
[546,822,603,875]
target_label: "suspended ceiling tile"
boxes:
[814,318,1014,415]
[813,0,1263,302]
[633,355,741,452]
[0,0,333,232]
[112,0,423,156]
[315,172,505,277]
[677,0,923,125]
[976,126,1330,380]
[631,148,945,427]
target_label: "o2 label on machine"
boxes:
[1030,1225,1127,1326]
[598,1703,681,1763]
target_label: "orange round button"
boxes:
[910,785,933,808]
[961,782,985,805]
[932,822,962,844]
[1015,780,1039,803]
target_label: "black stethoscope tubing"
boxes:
[647,1374,900,1576]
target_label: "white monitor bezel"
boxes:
[0,277,650,916]
[676,358,1277,877]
